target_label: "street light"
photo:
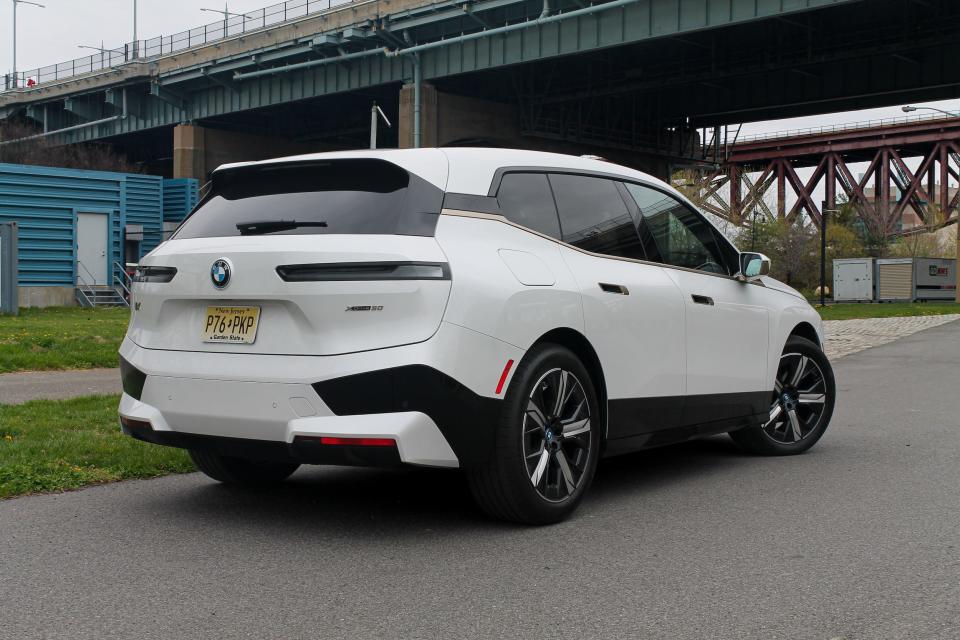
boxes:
[78,42,113,69]
[200,4,248,37]
[132,0,138,59]
[11,0,45,89]
[902,105,960,117]
[369,102,392,149]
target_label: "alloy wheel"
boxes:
[763,352,828,444]
[522,368,592,502]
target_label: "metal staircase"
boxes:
[75,260,131,308]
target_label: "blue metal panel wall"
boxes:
[126,174,164,255]
[0,163,125,288]
[162,178,199,223]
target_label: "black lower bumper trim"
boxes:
[312,365,502,469]
[122,423,402,467]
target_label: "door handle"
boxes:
[599,283,629,295]
[691,294,714,306]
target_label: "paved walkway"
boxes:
[0,367,120,405]
[0,314,957,404]
[823,314,960,359]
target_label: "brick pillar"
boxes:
[173,124,206,181]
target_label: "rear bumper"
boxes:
[118,321,522,469]
[119,392,454,467]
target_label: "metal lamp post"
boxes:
[11,0,45,89]
[820,206,839,307]
[902,105,960,117]
[78,42,112,70]
[200,4,248,38]
[369,102,392,149]
[132,0,138,59]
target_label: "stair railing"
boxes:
[113,261,132,307]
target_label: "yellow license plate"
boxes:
[202,306,261,344]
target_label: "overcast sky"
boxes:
[1,0,958,135]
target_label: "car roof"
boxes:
[214,147,667,195]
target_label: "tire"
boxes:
[188,450,300,485]
[468,344,602,525]
[729,336,836,456]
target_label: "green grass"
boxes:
[817,301,960,321]
[0,306,129,373]
[0,395,194,498]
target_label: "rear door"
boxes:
[128,156,451,356]
[540,173,687,439]
[623,182,771,425]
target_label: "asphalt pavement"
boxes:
[1,322,958,640]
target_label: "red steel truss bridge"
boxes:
[687,114,960,237]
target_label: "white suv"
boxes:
[119,148,835,524]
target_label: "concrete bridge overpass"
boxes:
[2,0,960,181]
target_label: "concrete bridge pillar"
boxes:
[173,124,206,181]
[173,123,319,182]
[398,82,521,149]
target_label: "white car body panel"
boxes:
[663,268,771,395]
[131,235,450,356]
[559,247,687,403]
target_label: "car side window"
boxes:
[548,174,646,260]
[496,173,562,239]
[624,183,729,275]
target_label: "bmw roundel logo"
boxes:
[211,259,231,289]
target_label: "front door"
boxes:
[623,182,770,426]
[77,212,108,285]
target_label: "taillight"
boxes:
[275,261,449,282]
[133,266,178,283]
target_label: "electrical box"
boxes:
[877,258,915,302]
[913,258,957,301]
[833,258,875,302]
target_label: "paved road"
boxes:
[0,367,119,404]
[2,324,959,640]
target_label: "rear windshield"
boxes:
[172,159,444,239]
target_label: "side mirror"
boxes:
[738,252,770,281]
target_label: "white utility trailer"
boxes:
[833,258,875,302]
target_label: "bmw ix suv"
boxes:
[119,148,835,524]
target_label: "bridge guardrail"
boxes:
[3,0,354,91]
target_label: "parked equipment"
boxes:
[913,258,956,301]
[833,258,875,302]
[876,258,914,302]
[873,257,956,302]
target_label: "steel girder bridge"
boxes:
[1,0,960,177]
[686,114,960,237]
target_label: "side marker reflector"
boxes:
[318,436,396,447]
[495,359,515,395]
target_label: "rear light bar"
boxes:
[132,266,178,283]
[276,261,450,282]
[297,436,397,447]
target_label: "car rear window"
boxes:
[172,159,444,239]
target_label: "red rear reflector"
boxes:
[318,436,396,447]
[495,359,515,395]
[120,416,152,431]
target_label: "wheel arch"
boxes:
[788,321,822,348]
[530,327,609,442]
